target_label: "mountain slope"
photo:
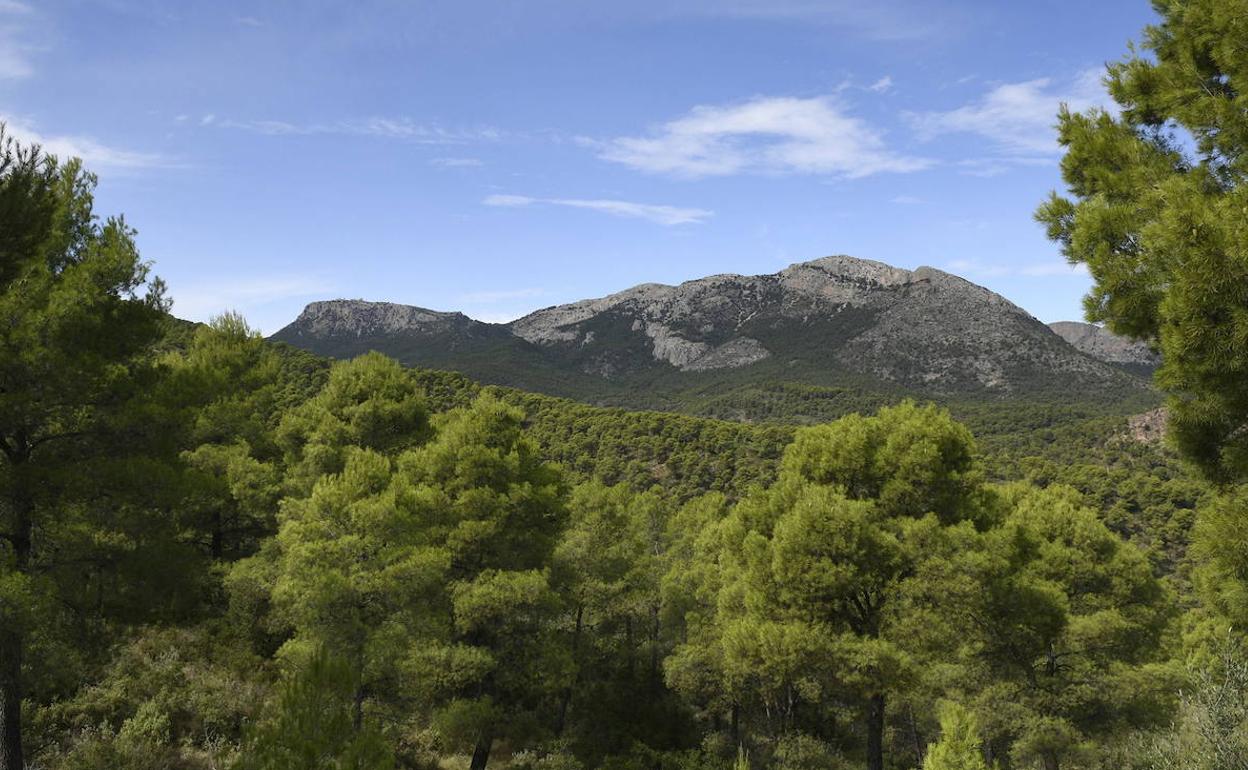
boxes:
[271,256,1154,419]
[1048,321,1160,376]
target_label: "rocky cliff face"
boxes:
[507,256,1133,392]
[283,300,483,339]
[271,298,525,361]
[271,255,1150,402]
[1048,321,1160,373]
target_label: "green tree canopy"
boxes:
[172,313,285,560]
[1035,0,1248,481]
[0,127,179,770]
[238,645,394,770]
[277,351,430,494]
[952,485,1176,770]
[668,402,983,770]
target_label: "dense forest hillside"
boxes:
[7,2,1248,769]
[271,256,1154,420]
[270,341,1201,586]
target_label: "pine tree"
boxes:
[237,645,394,770]
[0,126,178,770]
[668,402,983,770]
[922,702,988,770]
[1035,0,1248,482]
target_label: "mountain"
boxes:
[271,255,1154,420]
[1048,321,1160,376]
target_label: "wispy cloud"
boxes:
[868,75,894,93]
[590,96,931,179]
[945,258,1010,278]
[673,1,957,41]
[219,117,502,144]
[944,258,1090,280]
[0,0,37,80]
[430,157,483,168]
[234,15,264,27]
[1,114,167,170]
[891,194,923,204]
[907,69,1108,161]
[484,194,712,226]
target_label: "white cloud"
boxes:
[908,69,1108,158]
[484,194,537,207]
[868,75,894,93]
[430,157,483,167]
[234,15,264,27]
[1,114,167,170]
[483,194,712,226]
[219,117,501,144]
[942,258,1090,280]
[955,159,1010,178]
[945,258,1010,278]
[592,96,930,179]
[891,194,923,204]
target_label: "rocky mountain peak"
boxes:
[271,255,1151,403]
[287,299,475,338]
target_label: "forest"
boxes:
[4,1,1248,769]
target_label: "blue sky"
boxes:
[1,0,1157,332]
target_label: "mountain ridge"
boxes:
[1048,320,1160,375]
[270,255,1154,419]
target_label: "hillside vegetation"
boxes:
[5,2,1248,768]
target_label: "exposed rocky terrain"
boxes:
[1048,321,1160,374]
[275,299,510,351]
[271,255,1152,411]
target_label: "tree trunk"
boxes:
[625,616,635,680]
[866,693,885,770]
[649,604,660,700]
[555,605,584,736]
[0,626,22,770]
[210,507,224,560]
[1,481,32,770]
[908,705,924,767]
[352,686,364,732]
[1043,752,1060,770]
[469,729,493,770]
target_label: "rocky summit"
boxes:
[271,255,1151,410]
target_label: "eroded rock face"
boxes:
[1125,407,1168,444]
[273,255,1151,397]
[684,337,771,371]
[509,256,922,373]
[1049,321,1161,369]
[506,255,1133,389]
[282,300,477,338]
